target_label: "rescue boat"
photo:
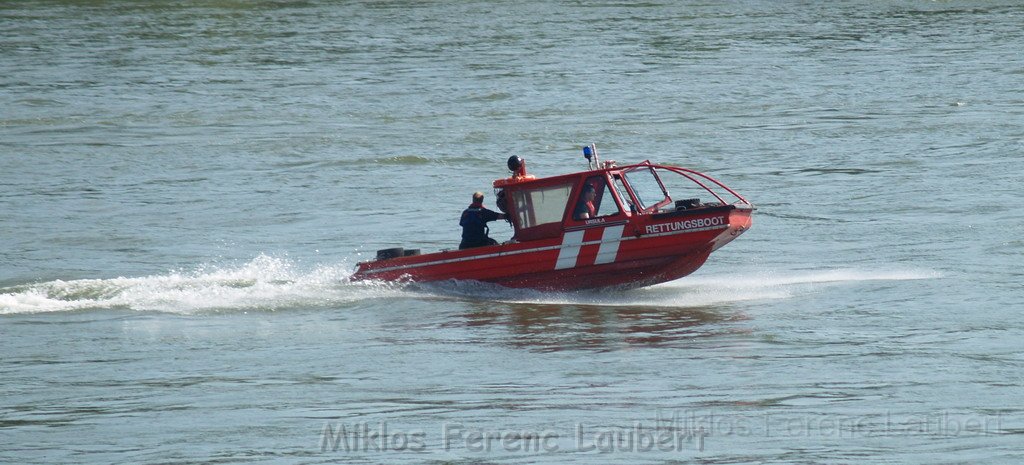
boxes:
[352,145,753,291]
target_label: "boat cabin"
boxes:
[492,154,749,243]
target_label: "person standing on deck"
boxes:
[459,192,507,249]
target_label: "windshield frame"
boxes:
[621,166,672,213]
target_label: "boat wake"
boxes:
[0,256,940,315]
[414,268,942,308]
[0,255,410,315]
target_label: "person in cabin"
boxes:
[573,183,597,220]
[459,192,507,249]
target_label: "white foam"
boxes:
[655,268,942,290]
[415,267,941,309]
[0,255,407,315]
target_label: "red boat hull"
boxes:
[352,206,752,291]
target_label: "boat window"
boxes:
[512,183,573,229]
[622,167,668,211]
[572,175,621,220]
[611,174,636,214]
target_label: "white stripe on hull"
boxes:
[554,230,585,270]
[593,225,625,265]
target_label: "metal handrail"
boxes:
[651,164,750,205]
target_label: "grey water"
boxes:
[2,1,1023,463]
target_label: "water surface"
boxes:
[2,1,1023,463]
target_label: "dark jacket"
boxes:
[460,202,502,249]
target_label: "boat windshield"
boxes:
[611,174,634,213]
[622,167,668,211]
